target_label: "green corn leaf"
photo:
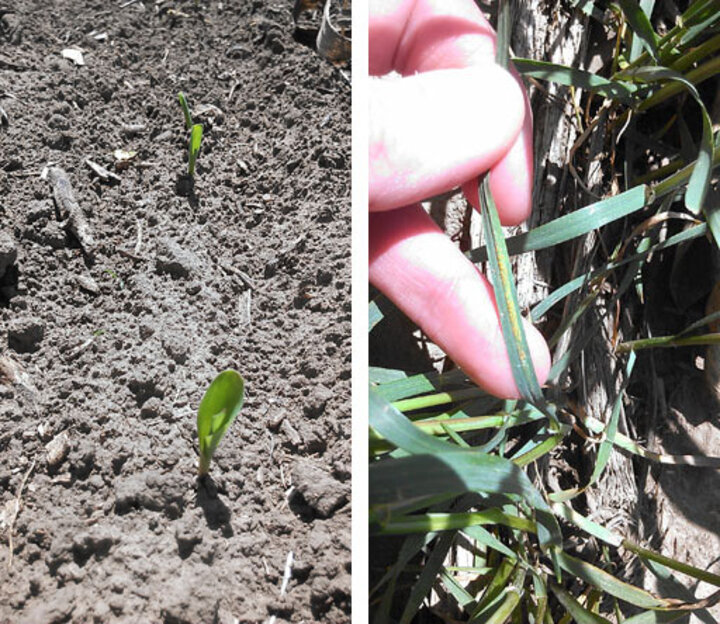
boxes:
[550,582,613,624]
[197,369,245,475]
[178,91,192,129]
[513,58,638,104]
[188,123,204,177]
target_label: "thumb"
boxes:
[369,64,524,212]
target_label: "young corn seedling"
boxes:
[177,91,204,176]
[178,91,193,130]
[196,369,244,477]
[187,123,203,178]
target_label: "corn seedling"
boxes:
[177,91,204,178]
[178,91,192,130]
[187,123,203,178]
[197,369,244,477]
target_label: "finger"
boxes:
[370,205,551,399]
[369,65,524,212]
[369,0,534,223]
[462,89,534,225]
[370,0,496,76]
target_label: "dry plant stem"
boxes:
[280,551,294,597]
[6,459,36,569]
[47,166,96,259]
[134,218,143,255]
[220,262,256,291]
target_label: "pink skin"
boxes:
[369,0,550,398]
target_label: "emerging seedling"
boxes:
[196,370,245,477]
[187,123,203,178]
[175,91,205,194]
[178,91,193,130]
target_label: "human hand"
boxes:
[369,0,551,399]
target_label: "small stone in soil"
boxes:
[8,317,45,353]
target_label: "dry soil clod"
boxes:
[47,166,96,259]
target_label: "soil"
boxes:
[0,2,351,623]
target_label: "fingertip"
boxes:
[525,319,551,389]
[488,109,534,225]
[370,65,524,212]
[462,111,533,226]
[477,320,551,400]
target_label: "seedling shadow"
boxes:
[195,475,233,534]
[175,175,200,209]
